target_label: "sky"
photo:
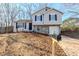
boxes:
[1,3,79,21]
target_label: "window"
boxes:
[25,23,26,29]
[35,15,43,21]
[37,16,40,21]
[49,14,57,21]
[55,14,57,21]
[35,15,37,21]
[49,14,51,21]
[51,15,55,21]
[16,22,18,28]
[16,23,23,28]
[40,15,42,21]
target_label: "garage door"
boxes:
[49,26,60,35]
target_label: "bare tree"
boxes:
[21,3,35,20]
[62,3,79,17]
[0,3,21,33]
[21,3,48,20]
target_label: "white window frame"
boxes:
[49,14,56,22]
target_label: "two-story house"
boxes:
[32,7,63,35]
[13,7,63,35]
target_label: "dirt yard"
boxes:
[0,32,52,56]
[0,32,78,56]
[0,32,67,56]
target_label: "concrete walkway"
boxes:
[59,35,79,56]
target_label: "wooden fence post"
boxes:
[52,37,58,56]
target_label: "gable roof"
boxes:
[32,7,63,15]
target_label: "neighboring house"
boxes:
[13,7,63,35]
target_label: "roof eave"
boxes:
[32,7,63,15]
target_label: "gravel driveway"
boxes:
[59,35,79,56]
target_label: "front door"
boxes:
[29,23,32,30]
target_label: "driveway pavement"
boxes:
[59,35,79,56]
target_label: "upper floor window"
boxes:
[36,16,40,21]
[52,15,55,21]
[49,14,51,21]
[49,14,57,21]
[35,15,37,21]
[40,15,42,21]
[35,15,44,21]
[55,14,57,21]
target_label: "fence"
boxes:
[52,38,66,56]
[0,26,13,33]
